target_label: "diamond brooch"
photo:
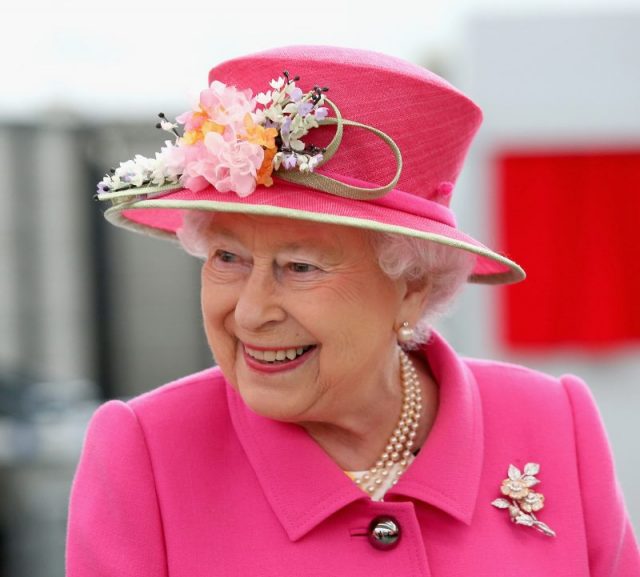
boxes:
[492,462,556,537]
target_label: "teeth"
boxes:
[246,345,312,363]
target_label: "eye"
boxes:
[216,250,237,263]
[210,249,242,268]
[287,262,319,274]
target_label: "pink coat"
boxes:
[66,332,639,576]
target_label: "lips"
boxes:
[244,344,315,364]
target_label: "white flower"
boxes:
[264,105,284,123]
[255,91,272,105]
[252,108,267,125]
[289,138,305,152]
[282,102,298,115]
[307,153,322,171]
[269,77,285,90]
[109,174,125,191]
[304,115,319,130]
[159,119,178,133]
[272,151,283,171]
[271,89,288,105]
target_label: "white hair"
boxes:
[177,210,475,346]
[367,231,475,345]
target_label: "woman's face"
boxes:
[200,213,427,425]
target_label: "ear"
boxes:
[395,276,430,329]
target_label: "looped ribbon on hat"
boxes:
[275,97,403,200]
[96,97,402,203]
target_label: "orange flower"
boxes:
[183,111,224,145]
[202,120,225,136]
[182,130,201,145]
[241,113,278,149]
[256,146,276,187]
[189,109,209,131]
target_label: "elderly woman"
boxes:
[66,46,639,576]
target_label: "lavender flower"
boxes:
[314,106,329,121]
[298,101,313,116]
[289,87,303,102]
[283,154,297,170]
[97,181,110,194]
[280,116,292,148]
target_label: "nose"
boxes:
[234,263,286,331]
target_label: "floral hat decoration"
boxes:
[96,45,525,285]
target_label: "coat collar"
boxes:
[226,330,484,541]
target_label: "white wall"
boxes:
[442,10,640,528]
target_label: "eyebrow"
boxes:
[208,228,342,259]
[208,229,242,243]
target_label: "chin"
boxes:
[231,349,317,416]
[237,386,307,423]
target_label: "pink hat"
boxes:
[97,45,524,284]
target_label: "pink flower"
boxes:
[156,141,189,177]
[176,109,207,133]
[180,132,263,197]
[206,132,264,196]
[200,80,255,138]
[182,173,210,193]
[175,80,255,142]
[177,142,215,193]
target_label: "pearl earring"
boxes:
[397,321,414,344]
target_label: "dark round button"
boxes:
[368,516,401,550]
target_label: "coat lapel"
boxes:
[226,330,484,539]
[387,331,484,525]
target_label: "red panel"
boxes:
[497,150,640,350]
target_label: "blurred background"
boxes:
[1,0,638,575]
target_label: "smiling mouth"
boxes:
[244,345,316,364]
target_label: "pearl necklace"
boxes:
[354,348,422,497]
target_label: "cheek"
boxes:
[313,283,397,354]
[322,275,399,328]
[326,279,401,366]
[201,276,238,368]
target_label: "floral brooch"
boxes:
[491,463,556,537]
[95,71,403,204]
[97,71,330,199]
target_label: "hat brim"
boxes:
[104,179,525,285]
